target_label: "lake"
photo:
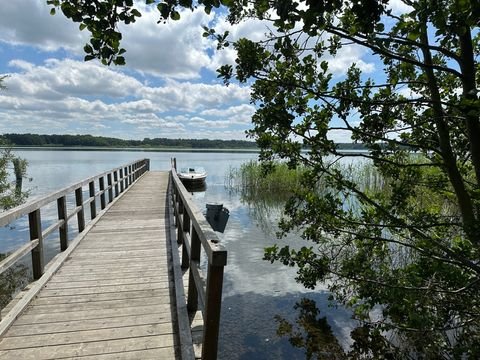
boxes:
[1,149,355,359]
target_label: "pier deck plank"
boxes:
[0,172,183,359]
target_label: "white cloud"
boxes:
[6,59,143,100]
[327,129,354,143]
[327,45,376,75]
[0,58,253,139]
[0,0,86,52]
[387,0,414,15]
[200,104,255,124]
[142,79,250,112]
[119,6,214,79]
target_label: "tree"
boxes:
[48,0,480,357]
[0,77,30,319]
[226,1,480,357]
[0,78,29,209]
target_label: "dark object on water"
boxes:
[184,181,207,193]
[206,203,229,233]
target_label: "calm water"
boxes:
[1,149,354,359]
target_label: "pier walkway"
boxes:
[0,161,226,360]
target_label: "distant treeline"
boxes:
[1,133,258,149]
[1,133,368,150]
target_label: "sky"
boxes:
[0,1,410,142]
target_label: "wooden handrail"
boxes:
[0,159,150,285]
[170,159,227,360]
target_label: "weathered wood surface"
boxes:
[0,172,183,359]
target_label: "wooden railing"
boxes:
[0,159,150,286]
[170,163,227,360]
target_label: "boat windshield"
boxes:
[179,167,205,173]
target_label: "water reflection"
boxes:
[184,181,207,193]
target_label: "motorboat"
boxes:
[177,166,207,186]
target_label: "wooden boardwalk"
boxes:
[0,172,183,359]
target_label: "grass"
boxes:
[225,160,305,202]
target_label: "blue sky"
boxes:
[0,0,410,141]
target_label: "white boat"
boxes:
[177,167,207,186]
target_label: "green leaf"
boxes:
[131,9,142,17]
[114,56,126,65]
[171,11,180,20]
[50,8,56,16]
[407,30,420,41]
[79,23,87,31]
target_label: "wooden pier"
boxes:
[0,159,227,360]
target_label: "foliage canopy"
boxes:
[48,0,480,357]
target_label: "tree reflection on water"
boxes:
[226,171,349,359]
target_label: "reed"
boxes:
[225,160,305,200]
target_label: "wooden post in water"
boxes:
[89,181,96,220]
[28,209,44,280]
[75,187,85,232]
[57,196,68,251]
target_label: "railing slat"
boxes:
[42,219,64,240]
[0,239,39,276]
[190,261,205,311]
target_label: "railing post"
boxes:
[28,209,44,280]
[124,166,128,188]
[114,170,119,197]
[89,181,96,219]
[181,211,191,269]
[107,173,113,203]
[146,159,150,171]
[202,262,226,360]
[75,187,85,232]
[187,227,201,312]
[57,196,68,251]
[129,165,133,185]
[99,176,106,209]
[177,198,184,245]
[119,168,124,192]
